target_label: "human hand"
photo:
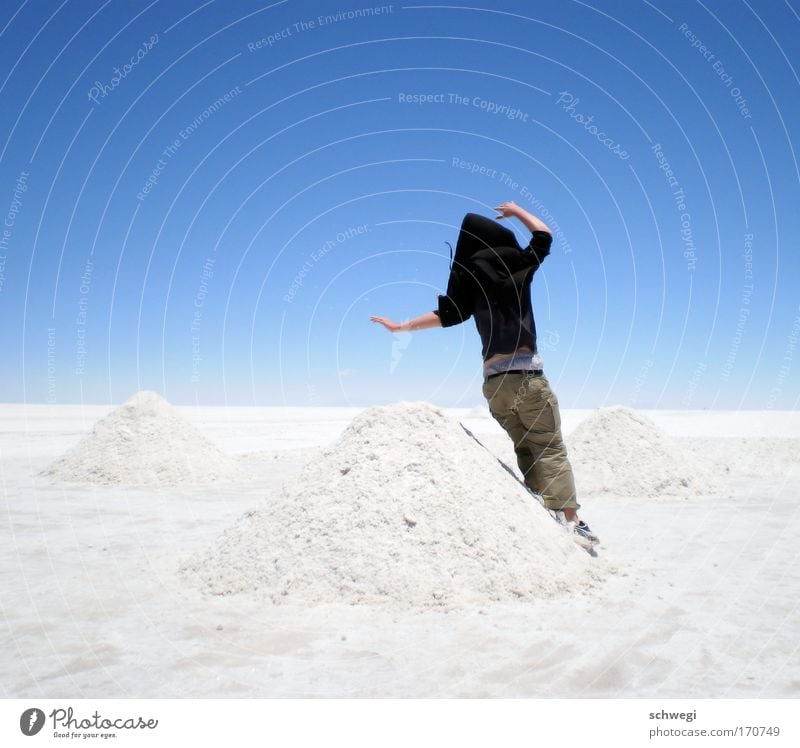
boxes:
[494,201,521,220]
[370,315,405,333]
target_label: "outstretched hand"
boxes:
[370,315,404,333]
[494,201,520,220]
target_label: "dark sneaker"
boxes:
[525,490,599,545]
[573,520,599,544]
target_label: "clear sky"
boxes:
[1,0,798,408]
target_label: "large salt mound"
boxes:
[182,402,607,610]
[39,390,241,486]
[566,406,728,497]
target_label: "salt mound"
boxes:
[39,390,241,486]
[566,406,727,497]
[466,404,490,418]
[680,437,800,481]
[182,402,607,611]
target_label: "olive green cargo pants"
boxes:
[481,371,578,511]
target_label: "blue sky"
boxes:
[1,0,798,408]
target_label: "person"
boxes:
[370,200,597,544]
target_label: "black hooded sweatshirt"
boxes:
[432,212,552,361]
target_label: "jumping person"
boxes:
[370,201,597,544]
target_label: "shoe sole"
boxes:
[571,533,599,556]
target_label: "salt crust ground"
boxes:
[182,402,608,611]
[3,402,798,697]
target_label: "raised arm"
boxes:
[494,201,552,234]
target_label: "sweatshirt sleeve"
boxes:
[433,293,472,327]
[523,230,553,270]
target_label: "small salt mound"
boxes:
[681,437,800,480]
[466,404,490,418]
[182,401,607,611]
[566,406,727,497]
[39,390,241,486]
